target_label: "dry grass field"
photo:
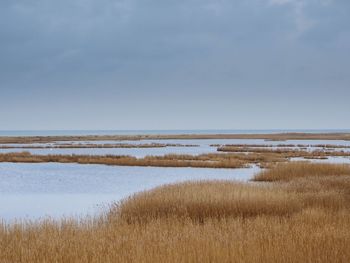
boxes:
[254,162,350,181]
[0,152,247,168]
[1,132,350,144]
[217,145,350,155]
[0,162,349,262]
[0,143,199,149]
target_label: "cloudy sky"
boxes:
[1,0,349,130]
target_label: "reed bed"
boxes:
[214,143,350,149]
[212,143,299,147]
[0,143,199,149]
[113,181,301,224]
[217,146,350,156]
[2,212,349,263]
[0,152,247,169]
[0,151,297,168]
[254,162,350,181]
[1,132,350,144]
[0,146,349,168]
[1,163,350,262]
[217,146,350,166]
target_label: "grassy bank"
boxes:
[217,145,350,156]
[0,143,199,149]
[0,152,247,169]
[1,132,350,144]
[254,162,350,181]
[213,143,350,149]
[1,162,350,262]
[0,147,349,169]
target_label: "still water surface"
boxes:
[0,162,260,222]
[1,136,350,222]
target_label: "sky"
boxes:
[0,0,349,130]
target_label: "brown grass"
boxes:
[0,143,199,149]
[216,146,350,167]
[214,143,350,149]
[114,182,300,224]
[0,152,247,169]
[1,132,350,144]
[254,162,350,182]
[217,145,350,156]
[1,163,350,262]
[0,145,349,169]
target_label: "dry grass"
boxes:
[215,143,350,149]
[217,145,350,156]
[216,146,350,167]
[0,146,349,169]
[1,163,350,262]
[313,144,350,149]
[254,162,350,181]
[114,182,300,224]
[0,152,247,169]
[0,143,199,149]
[2,210,350,263]
[1,132,350,144]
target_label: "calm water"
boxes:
[1,130,350,222]
[1,138,350,157]
[0,163,260,222]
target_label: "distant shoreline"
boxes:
[1,129,350,137]
[1,132,350,144]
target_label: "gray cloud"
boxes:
[0,0,349,129]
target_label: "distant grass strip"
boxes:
[0,152,246,169]
[0,143,199,149]
[1,147,350,169]
[213,143,350,149]
[1,132,350,144]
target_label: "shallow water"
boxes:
[1,137,350,222]
[0,146,216,158]
[1,139,350,157]
[0,162,260,222]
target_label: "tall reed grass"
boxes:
[0,152,247,168]
[254,162,350,181]
[0,163,350,262]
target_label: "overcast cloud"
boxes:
[0,0,349,130]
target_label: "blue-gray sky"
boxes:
[1,0,349,130]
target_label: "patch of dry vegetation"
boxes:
[1,132,350,144]
[217,145,350,156]
[0,143,199,149]
[254,162,350,181]
[114,182,300,224]
[1,145,349,169]
[0,152,247,169]
[217,146,350,166]
[1,163,350,262]
[214,143,350,149]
